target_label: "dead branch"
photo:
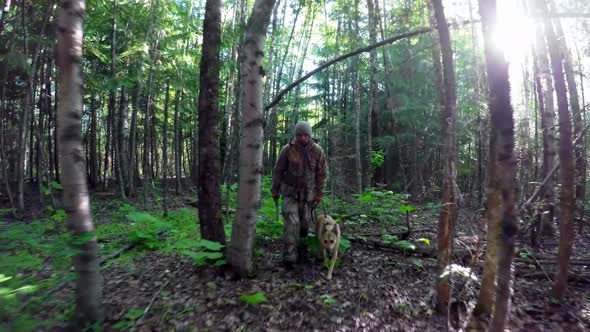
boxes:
[521,119,590,211]
[137,279,171,325]
[264,20,478,112]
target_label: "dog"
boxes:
[315,214,341,280]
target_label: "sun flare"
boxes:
[493,0,536,65]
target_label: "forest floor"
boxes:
[5,187,590,331]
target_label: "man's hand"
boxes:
[272,192,280,202]
[314,193,323,205]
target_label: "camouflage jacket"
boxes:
[271,139,328,202]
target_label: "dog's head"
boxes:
[317,215,339,253]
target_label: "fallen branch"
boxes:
[98,227,170,266]
[351,227,431,238]
[519,271,590,282]
[348,236,472,258]
[517,258,590,266]
[137,279,170,325]
[25,227,171,308]
[521,119,590,211]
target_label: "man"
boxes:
[272,121,328,266]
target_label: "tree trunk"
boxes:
[366,0,379,188]
[534,2,557,241]
[16,0,29,211]
[162,79,170,215]
[174,90,182,194]
[128,64,141,196]
[431,0,458,316]
[0,43,15,211]
[118,67,130,195]
[539,0,575,299]
[53,74,60,184]
[261,0,279,174]
[103,0,117,192]
[477,1,519,330]
[197,0,225,244]
[553,13,586,232]
[89,95,98,188]
[353,2,362,195]
[144,50,157,184]
[56,0,103,325]
[468,0,485,204]
[227,0,276,277]
[353,68,363,194]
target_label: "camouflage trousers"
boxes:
[282,196,313,264]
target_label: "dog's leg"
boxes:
[326,224,340,280]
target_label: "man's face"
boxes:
[296,133,310,145]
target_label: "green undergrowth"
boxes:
[0,176,435,330]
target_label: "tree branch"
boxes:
[521,116,590,211]
[264,20,477,112]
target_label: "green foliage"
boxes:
[256,220,283,241]
[371,149,385,168]
[174,239,225,266]
[239,292,268,305]
[112,308,144,330]
[320,294,337,306]
[334,190,412,225]
[399,205,416,213]
[416,238,431,246]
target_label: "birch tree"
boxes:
[227,0,276,277]
[56,0,103,325]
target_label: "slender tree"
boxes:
[163,78,170,215]
[431,0,458,315]
[366,0,379,187]
[227,0,276,277]
[174,90,182,194]
[552,10,586,230]
[89,95,98,188]
[56,0,102,325]
[353,1,363,195]
[533,0,557,242]
[476,0,519,329]
[539,0,575,299]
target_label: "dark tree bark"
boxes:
[534,3,557,242]
[366,0,379,187]
[476,0,519,330]
[539,0,575,299]
[431,0,458,316]
[118,67,130,194]
[89,95,98,188]
[197,0,225,244]
[56,0,103,325]
[103,0,117,191]
[162,79,170,215]
[128,64,141,196]
[174,90,182,194]
[553,12,586,232]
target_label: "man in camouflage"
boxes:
[272,121,328,266]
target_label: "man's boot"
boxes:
[283,240,297,269]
